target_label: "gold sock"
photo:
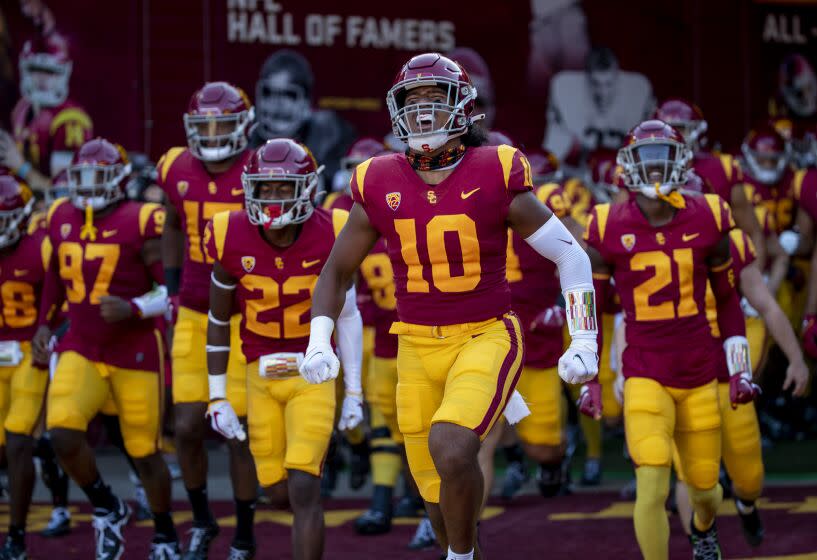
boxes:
[633,466,671,560]
[689,483,723,532]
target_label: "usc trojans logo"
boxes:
[241,256,256,273]
[275,257,284,269]
[655,232,666,246]
[60,224,72,239]
[426,190,437,204]
[386,192,401,211]
[177,181,189,197]
[620,234,636,251]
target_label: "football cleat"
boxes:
[407,517,437,550]
[393,495,424,518]
[501,460,529,499]
[735,499,764,547]
[580,458,602,486]
[0,537,26,560]
[148,539,181,560]
[537,462,570,498]
[91,497,131,560]
[227,540,255,560]
[181,520,219,560]
[41,506,71,538]
[689,518,723,560]
[354,509,392,536]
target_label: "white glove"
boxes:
[300,316,340,384]
[614,372,625,406]
[206,374,246,441]
[558,337,599,384]
[779,229,800,256]
[206,399,246,441]
[740,297,759,318]
[338,393,364,431]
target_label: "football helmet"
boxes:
[779,53,817,118]
[526,148,562,184]
[19,31,72,108]
[386,52,482,153]
[741,126,790,185]
[255,50,314,138]
[47,169,70,205]
[333,137,389,193]
[448,47,495,128]
[242,139,323,229]
[588,149,621,199]
[67,138,131,210]
[617,120,691,198]
[184,82,254,162]
[653,98,708,152]
[0,172,35,249]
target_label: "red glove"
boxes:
[729,373,761,409]
[531,305,565,331]
[577,378,603,420]
[802,314,817,359]
[169,295,180,325]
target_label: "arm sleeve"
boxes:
[336,286,363,395]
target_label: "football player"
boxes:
[2,32,93,192]
[0,173,50,560]
[31,138,179,559]
[672,228,809,548]
[302,53,599,560]
[204,139,363,560]
[794,165,817,355]
[582,120,757,560]
[655,99,768,270]
[157,81,257,558]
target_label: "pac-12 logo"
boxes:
[241,256,256,273]
[620,234,636,251]
[386,192,401,211]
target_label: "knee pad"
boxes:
[632,434,672,468]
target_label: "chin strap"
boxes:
[405,144,466,171]
[655,182,686,209]
[80,204,98,241]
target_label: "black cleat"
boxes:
[735,500,764,547]
[537,462,569,498]
[181,520,219,560]
[91,497,131,560]
[407,517,436,550]
[690,518,722,560]
[149,539,181,560]
[580,458,602,486]
[354,509,392,535]
[0,537,26,560]
[227,539,255,560]
[41,506,71,538]
[393,495,424,518]
[501,461,529,499]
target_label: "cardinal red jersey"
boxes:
[741,167,795,234]
[693,151,741,202]
[11,98,93,176]
[794,168,817,224]
[45,199,165,371]
[351,145,533,326]
[157,147,251,314]
[322,191,375,327]
[205,207,348,363]
[507,183,569,368]
[584,193,735,388]
[359,239,398,358]
[0,223,50,343]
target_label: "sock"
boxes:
[735,498,755,514]
[689,483,723,532]
[580,413,602,459]
[371,425,401,488]
[502,444,525,465]
[447,547,474,560]
[81,476,117,512]
[153,511,177,542]
[36,437,69,507]
[370,485,393,516]
[8,525,25,547]
[186,485,212,525]
[234,498,256,544]
[633,466,670,560]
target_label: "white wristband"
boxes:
[209,374,227,401]
[309,316,335,346]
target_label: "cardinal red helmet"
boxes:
[184,82,254,162]
[741,125,790,185]
[242,139,322,229]
[340,137,389,172]
[654,98,708,151]
[588,150,622,198]
[0,172,35,249]
[617,120,691,198]
[386,53,479,153]
[19,31,72,107]
[67,138,131,210]
[525,148,561,184]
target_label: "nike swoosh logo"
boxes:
[231,188,244,196]
[573,354,589,375]
[302,259,321,268]
[461,188,480,200]
[102,230,117,238]
[557,238,573,245]
[682,233,700,242]
[14,269,27,277]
